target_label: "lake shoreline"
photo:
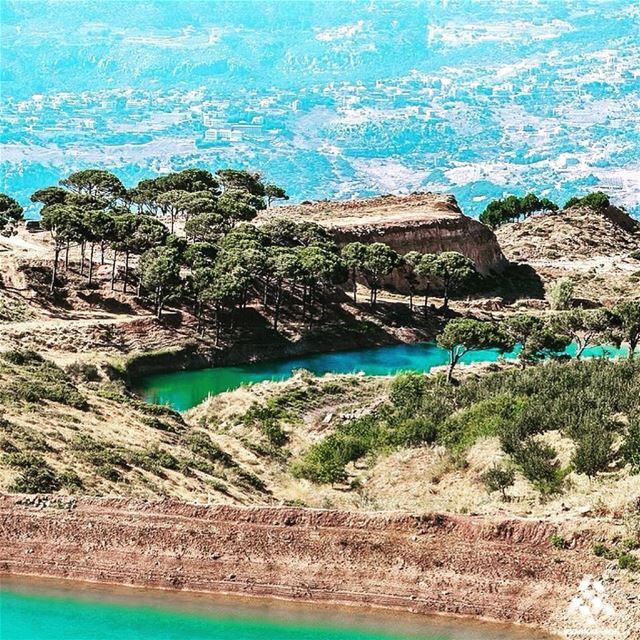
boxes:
[1,495,615,640]
[2,574,559,640]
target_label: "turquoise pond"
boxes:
[1,1,639,218]
[0,588,549,640]
[133,341,629,411]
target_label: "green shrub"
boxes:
[8,456,61,493]
[59,468,83,490]
[3,451,44,469]
[235,468,267,492]
[572,426,613,476]
[65,362,100,382]
[617,553,639,571]
[388,417,437,447]
[482,464,516,500]
[512,438,566,495]
[241,401,288,448]
[622,418,640,472]
[140,416,179,433]
[183,430,234,467]
[1,354,87,410]
[564,191,610,211]
[548,277,575,310]
[390,373,428,410]
[440,395,526,450]
[131,447,179,474]
[96,465,121,481]
[70,434,127,468]
[592,543,616,559]
[1,349,44,366]
[295,359,640,488]
[550,534,569,550]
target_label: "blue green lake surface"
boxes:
[0,586,550,640]
[133,341,629,411]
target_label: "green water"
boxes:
[0,590,406,640]
[133,341,629,411]
[0,588,544,640]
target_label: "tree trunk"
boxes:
[100,242,105,265]
[50,245,60,292]
[273,284,282,331]
[123,251,130,293]
[64,242,70,271]
[88,243,95,285]
[442,283,450,309]
[446,359,456,384]
[156,289,164,319]
[111,250,118,290]
[215,304,221,346]
[79,241,86,276]
[302,284,308,320]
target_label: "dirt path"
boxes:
[1,312,154,333]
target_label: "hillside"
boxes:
[496,205,640,302]
[260,193,507,278]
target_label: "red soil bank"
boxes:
[0,495,605,631]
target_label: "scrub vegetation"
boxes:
[293,359,640,492]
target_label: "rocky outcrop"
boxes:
[0,495,618,637]
[268,193,508,278]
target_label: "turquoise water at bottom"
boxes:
[0,589,541,640]
[0,590,406,640]
[133,341,629,411]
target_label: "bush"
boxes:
[440,395,526,450]
[481,464,515,500]
[572,426,613,476]
[1,350,44,366]
[8,456,61,493]
[241,401,288,448]
[389,417,437,447]
[295,359,640,487]
[292,433,366,484]
[548,277,575,310]
[183,430,234,467]
[390,373,428,410]
[512,438,566,495]
[617,553,639,571]
[70,434,127,468]
[59,468,83,490]
[550,534,569,550]
[3,451,45,469]
[622,418,640,472]
[593,543,615,559]
[131,447,179,474]
[1,354,87,410]
[235,468,267,492]
[65,362,100,382]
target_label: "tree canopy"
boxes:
[479,193,559,229]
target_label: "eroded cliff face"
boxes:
[0,495,618,637]
[269,193,508,279]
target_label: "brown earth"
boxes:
[3,494,638,639]
[496,206,640,304]
[261,193,508,279]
